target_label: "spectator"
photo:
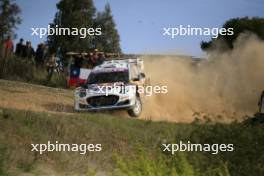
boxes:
[73,54,83,68]
[35,43,45,68]
[43,45,49,60]
[2,35,14,60]
[22,41,35,61]
[46,53,56,80]
[90,48,102,67]
[15,38,24,57]
[97,52,105,65]
[55,47,63,72]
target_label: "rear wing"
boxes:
[66,52,139,58]
[102,58,144,73]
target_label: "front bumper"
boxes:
[74,93,136,111]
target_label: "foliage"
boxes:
[47,0,121,55]
[94,3,121,53]
[0,107,263,175]
[0,0,21,40]
[0,55,67,88]
[201,17,264,51]
[47,0,96,54]
[113,151,197,176]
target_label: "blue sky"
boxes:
[15,0,264,56]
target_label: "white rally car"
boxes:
[74,58,147,117]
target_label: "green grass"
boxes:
[0,108,263,176]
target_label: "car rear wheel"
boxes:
[128,96,142,117]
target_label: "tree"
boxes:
[201,17,264,51]
[94,3,121,53]
[0,0,21,40]
[47,0,96,54]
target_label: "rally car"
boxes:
[74,58,148,117]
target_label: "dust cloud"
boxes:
[141,33,264,123]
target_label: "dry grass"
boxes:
[0,79,74,114]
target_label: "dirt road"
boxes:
[0,79,131,118]
[0,79,74,114]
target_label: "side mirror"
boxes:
[139,73,146,79]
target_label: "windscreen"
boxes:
[88,71,129,84]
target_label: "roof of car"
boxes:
[91,58,143,74]
[91,67,128,74]
[91,60,128,74]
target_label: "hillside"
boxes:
[0,79,263,176]
[0,79,73,114]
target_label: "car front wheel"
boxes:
[128,96,142,117]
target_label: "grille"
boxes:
[87,95,119,107]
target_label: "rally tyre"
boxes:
[128,96,142,117]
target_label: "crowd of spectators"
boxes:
[1,35,105,81]
[1,36,58,80]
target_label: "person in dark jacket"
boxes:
[22,41,35,62]
[35,43,45,68]
[15,38,24,57]
[97,52,105,65]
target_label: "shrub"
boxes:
[0,55,67,88]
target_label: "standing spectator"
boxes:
[73,54,83,68]
[22,41,35,62]
[42,45,49,63]
[35,43,45,68]
[46,53,56,80]
[98,52,105,65]
[55,46,63,72]
[15,38,24,57]
[90,48,99,67]
[90,49,105,67]
[2,35,14,60]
